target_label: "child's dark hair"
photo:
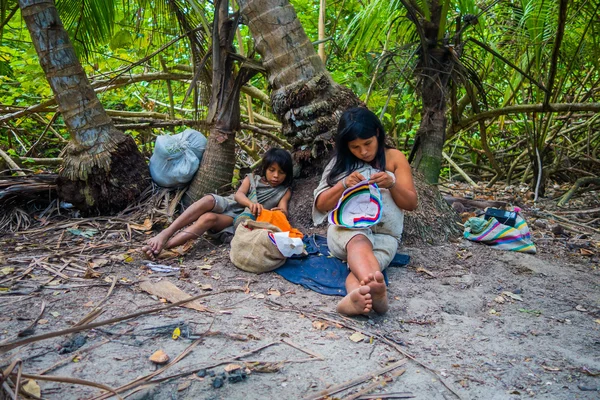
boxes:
[260,148,294,187]
[327,107,387,186]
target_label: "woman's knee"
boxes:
[347,234,373,250]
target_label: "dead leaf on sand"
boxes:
[149,349,170,364]
[22,380,41,397]
[312,320,329,330]
[267,288,281,297]
[130,219,153,232]
[246,361,283,373]
[224,363,242,372]
[349,332,366,342]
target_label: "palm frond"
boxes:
[56,0,117,58]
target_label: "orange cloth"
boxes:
[257,210,304,238]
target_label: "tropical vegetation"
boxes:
[0,0,598,211]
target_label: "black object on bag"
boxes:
[484,208,518,227]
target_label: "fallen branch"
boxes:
[557,177,600,207]
[442,152,479,188]
[267,300,463,400]
[13,373,122,399]
[304,359,407,400]
[95,341,280,399]
[343,368,407,400]
[0,149,26,176]
[0,288,243,354]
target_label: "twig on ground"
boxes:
[16,301,46,338]
[304,359,407,400]
[281,338,325,360]
[14,372,122,399]
[0,288,243,354]
[267,300,463,400]
[343,368,407,400]
[37,339,110,375]
[537,211,600,234]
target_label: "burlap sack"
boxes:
[229,220,286,273]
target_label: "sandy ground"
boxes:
[1,222,599,399]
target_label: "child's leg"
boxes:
[143,195,217,257]
[162,213,233,250]
[346,235,388,314]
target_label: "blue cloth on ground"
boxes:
[274,234,410,297]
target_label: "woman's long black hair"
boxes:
[326,107,387,186]
[260,148,294,187]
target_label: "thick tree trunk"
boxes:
[240,0,460,244]
[237,0,360,148]
[19,0,148,214]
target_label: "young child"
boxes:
[313,107,417,316]
[142,148,293,259]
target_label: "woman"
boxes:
[313,107,417,316]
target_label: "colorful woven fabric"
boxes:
[328,180,382,228]
[464,214,536,254]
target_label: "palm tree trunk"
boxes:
[237,0,360,148]
[19,0,148,214]
[239,0,460,244]
[184,0,254,204]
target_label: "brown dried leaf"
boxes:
[312,320,329,330]
[246,361,283,373]
[224,363,242,372]
[130,219,153,232]
[22,380,41,397]
[580,248,594,256]
[149,349,170,364]
[349,332,366,342]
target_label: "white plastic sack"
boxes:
[149,129,207,188]
[272,232,304,257]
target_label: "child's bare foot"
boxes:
[142,232,170,259]
[360,271,388,314]
[337,286,372,315]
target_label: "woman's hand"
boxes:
[343,171,367,188]
[249,202,264,216]
[369,171,395,189]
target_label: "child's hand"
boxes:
[249,202,264,216]
[271,207,287,216]
[369,171,395,189]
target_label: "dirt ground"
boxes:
[1,186,599,399]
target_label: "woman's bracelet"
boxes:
[341,177,348,189]
[389,175,396,189]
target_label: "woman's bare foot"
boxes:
[142,231,170,259]
[361,271,388,314]
[337,286,372,315]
